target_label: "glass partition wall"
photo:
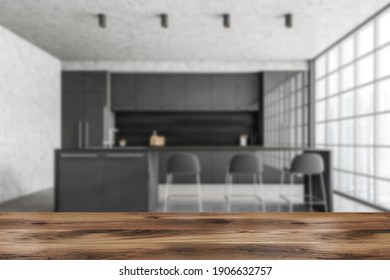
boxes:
[314,7,390,210]
[263,72,310,169]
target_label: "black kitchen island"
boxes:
[55,147,333,212]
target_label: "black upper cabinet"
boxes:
[62,72,107,149]
[110,73,260,112]
[136,75,161,110]
[211,74,236,110]
[85,72,107,94]
[62,72,84,93]
[111,74,136,110]
[161,75,187,109]
[236,74,259,110]
[187,75,211,110]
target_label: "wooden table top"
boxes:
[0,212,389,260]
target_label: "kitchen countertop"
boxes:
[0,212,389,260]
[58,146,331,152]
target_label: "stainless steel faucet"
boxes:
[104,128,119,148]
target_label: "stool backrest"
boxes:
[229,153,262,174]
[167,153,201,175]
[290,153,324,175]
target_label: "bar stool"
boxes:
[164,153,203,212]
[225,154,266,212]
[278,153,328,212]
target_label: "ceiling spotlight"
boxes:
[97,13,106,28]
[223,14,231,28]
[160,14,168,28]
[285,13,293,28]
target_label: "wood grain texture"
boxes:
[0,213,389,260]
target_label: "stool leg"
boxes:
[252,174,258,212]
[309,175,313,212]
[196,174,203,212]
[258,174,266,212]
[227,174,233,212]
[289,173,294,212]
[320,173,328,212]
[278,171,285,212]
[164,174,172,212]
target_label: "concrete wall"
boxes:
[0,24,61,203]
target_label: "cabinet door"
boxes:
[136,75,161,110]
[111,74,137,111]
[161,75,187,110]
[187,75,211,110]
[236,74,259,110]
[62,72,84,92]
[85,72,107,94]
[211,75,236,110]
[58,153,104,212]
[103,153,149,211]
[62,91,85,149]
[85,92,106,147]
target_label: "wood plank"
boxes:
[0,213,389,260]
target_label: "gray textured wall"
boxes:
[0,24,61,204]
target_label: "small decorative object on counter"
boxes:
[150,130,166,146]
[119,138,127,147]
[239,134,248,146]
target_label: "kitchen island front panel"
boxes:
[55,147,332,212]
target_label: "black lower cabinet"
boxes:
[103,153,148,212]
[57,153,104,212]
[56,152,150,212]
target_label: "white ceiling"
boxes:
[0,0,389,62]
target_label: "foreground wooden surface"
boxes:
[0,212,389,260]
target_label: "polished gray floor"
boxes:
[0,184,380,212]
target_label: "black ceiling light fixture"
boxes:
[160,14,168,28]
[223,13,231,28]
[97,13,107,28]
[285,13,293,28]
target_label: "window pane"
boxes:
[339,172,354,195]
[340,119,354,145]
[357,54,374,85]
[330,147,339,169]
[340,90,354,118]
[341,64,355,92]
[378,78,390,112]
[378,10,390,46]
[326,122,339,145]
[356,84,374,115]
[316,100,326,122]
[357,23,374,57]
[327,95,339,120]
[355,175,375,202]
[316,123,325,145]
[340,147,355,171]
[376,180,390,207]
[341,36,355,65]
[328,72,339,96]
[316,78,326,100]
[377,148,390,179]
[378,45,390,79]
[355,148,374,176]
[328,47,339,72]
[316,55,327,79]
[356,116,374,145]
[377,114,390,145]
